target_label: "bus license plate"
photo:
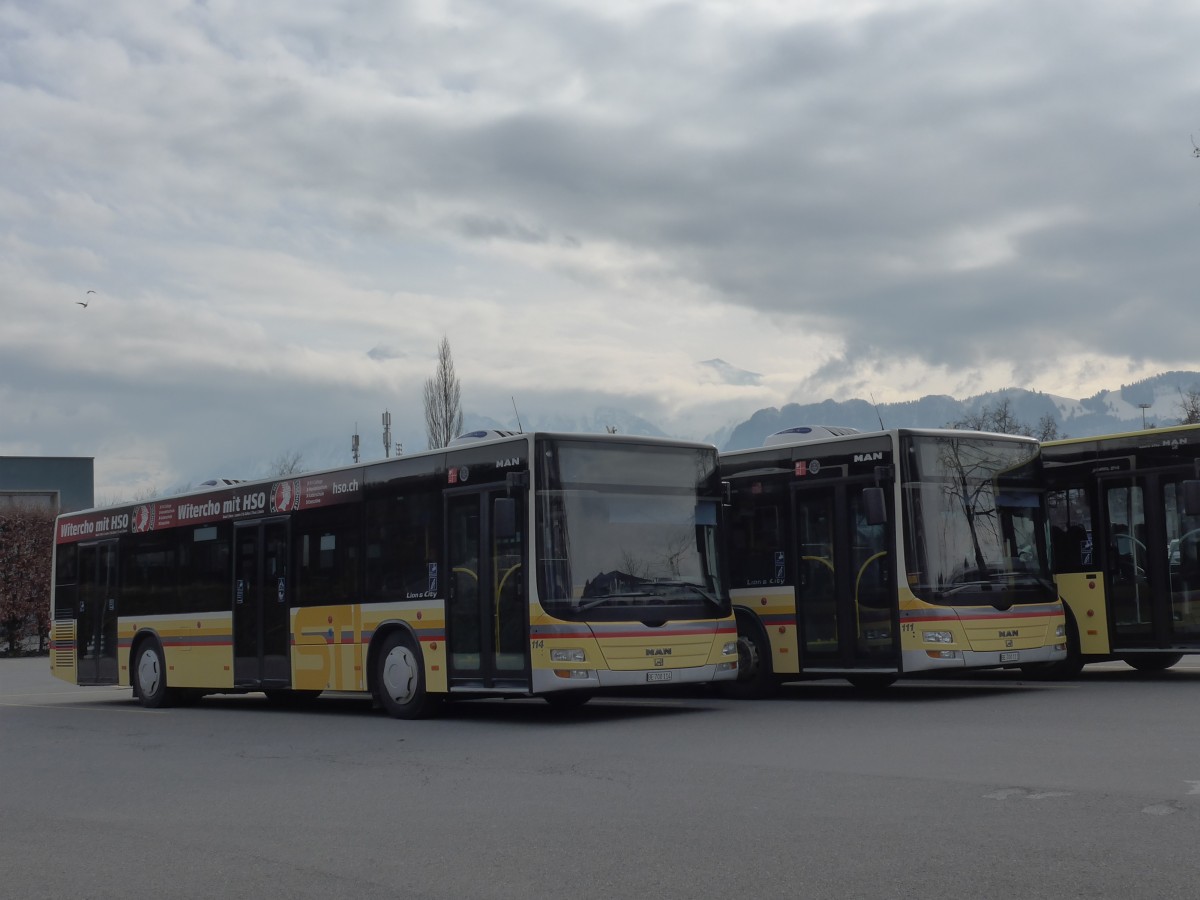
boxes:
[1000,651,1019,663]
[646,671,674,683]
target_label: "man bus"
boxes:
[50,431,737,716]
[720,426,1066,693]
[1041,423,1200,676]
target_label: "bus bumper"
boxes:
[901,643,1066,672]
[531,662,737,693]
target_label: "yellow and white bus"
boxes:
[1041,423,1200,676]
[50,431,737,716]
[720,426,1066,693]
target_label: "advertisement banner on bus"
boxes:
[56,473,362,544]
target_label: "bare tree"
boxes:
[1178,386,1200,425]
[1035,414,1063,441]
[423,335,464,449]
[950,397,1028,436]
[950,398,1064,440]
[268,450,305,476]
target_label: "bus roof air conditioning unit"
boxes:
[449,430,523,446]
[763,426,861,447]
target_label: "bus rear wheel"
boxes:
[134,640,173,709]
[1122,652,1183,673]
[376,632,440,720]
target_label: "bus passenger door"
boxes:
[792,485,840,661]
[1164,475,1200,644]
[233,518,291,689]
[793,482,896,669]
[1103,472,1200,649]
[77,540,119,685]
[445,488,529,690]
[1101,477,1161,647]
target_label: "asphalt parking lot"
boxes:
[3,656,1199,899]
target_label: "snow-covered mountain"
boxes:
[193,371,1200,494]
[721,372,1200,451]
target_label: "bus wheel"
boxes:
[846,674,896,692]
[376,632,440,720]
[1122,652,1183,673]
[544,691,593,710]
[134,640,173,709]
[722,621,777,699]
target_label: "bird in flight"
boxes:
[77,290,96,308]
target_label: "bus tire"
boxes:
[133,639,173,709]
[1122,652,1183,673]
[722,617,777,699]
[376,631,440,720]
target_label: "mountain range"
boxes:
[469,370,1200,452]
[230,370,1200,488]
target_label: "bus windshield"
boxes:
[902,434,1055,607]
[536,440,728,621]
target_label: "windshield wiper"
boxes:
[575,591,653,612]
[574,582,723,612]
[643,580,725,609]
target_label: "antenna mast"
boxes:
[870,393,886,430]
[511,396,524,433]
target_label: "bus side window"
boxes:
[728,486,785,587]
[365,489,440,600]
[1182,480,1200,517]
[296,504,361,606]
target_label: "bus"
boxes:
[720,426,1066,693]
[50,431,737,717]
[1041,422,1200,676]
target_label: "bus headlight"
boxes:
[551,648,586,663]
[722,642,737,656]
[1056,624,1065,638]
[923,631,954,644]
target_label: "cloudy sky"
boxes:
[3,0,1198,499]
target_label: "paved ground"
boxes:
[3,657,1200,899]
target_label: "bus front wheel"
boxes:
[134,640,173,709]
[376,632,440,720]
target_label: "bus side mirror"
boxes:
[863,487,887,525]
[494,497,518,539]
[1182,481,1200,518]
